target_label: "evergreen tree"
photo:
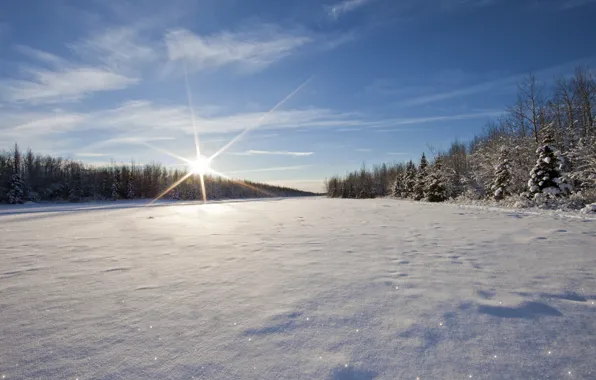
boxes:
[111,168,121,200]
[424,158,448,202]
[7,173,25,204]
[413,154,428,201]
[7,144,25,204]
[402,160,417,198]
[392,175,403,198]
[527,132,571,198]
[491,147,511,201]
[127,168,136,199]
[101,173,111,200]
[68,168,82,202]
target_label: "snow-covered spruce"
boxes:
[413,153,428,201]
[491,146,511,201]
[7,172,25,204]
[391,175,403,198]
[393,160,416,199]
[526,132,571,199]
[111,168,121,201]
[424,158,448,202]
[127,170,136,200]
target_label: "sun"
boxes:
[188,155,212,175]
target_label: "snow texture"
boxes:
[1,198,595,379]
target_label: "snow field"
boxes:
[1,198,595,379]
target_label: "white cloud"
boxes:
[397,79,508,107]
[2,110,88,137]
[70,27,157,73]
[0,67,137,104]
[231,150,314,157]
[382,111,504,126]
[91,101,361,135]
[1,100,505,150]
[320,31,359,50]
[0,26,157,105]
[336,128,362,132]
[327,0,375,19]
[355,148,372,152]
[165,27,311,73]
[14,46,68,67]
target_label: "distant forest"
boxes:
[326,66,596,209]
[0,146,315,204]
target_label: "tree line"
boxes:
[326,67,596,209]
[0,146,315,204]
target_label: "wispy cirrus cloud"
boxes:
[231,150,314,157]
[94,101,361,135]
[393,57,596,108]
[327,0,376,20]
[335,128,362,132]
[165,26,311,74]
[355,148,372,152]
[0,67,136,105]
[0,25,160,105]
[2,109,88,136]
[397,79,507,107]
[70,27,157,73]
[0,37,141,105]
[1,100,504,148]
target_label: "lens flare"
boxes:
[188,155,212,175]
[143,67,312,207]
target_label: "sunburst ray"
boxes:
[140,141,192,164]
[144,68,312,206]
[209,76,313,161]
[199,173,207,204]
[184,62,202,158]
[148,172,193,206]
[210,170,275,197]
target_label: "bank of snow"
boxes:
[1,198,595,379]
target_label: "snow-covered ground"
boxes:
[1,198,595,379]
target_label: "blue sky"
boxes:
[1,0,595,192]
